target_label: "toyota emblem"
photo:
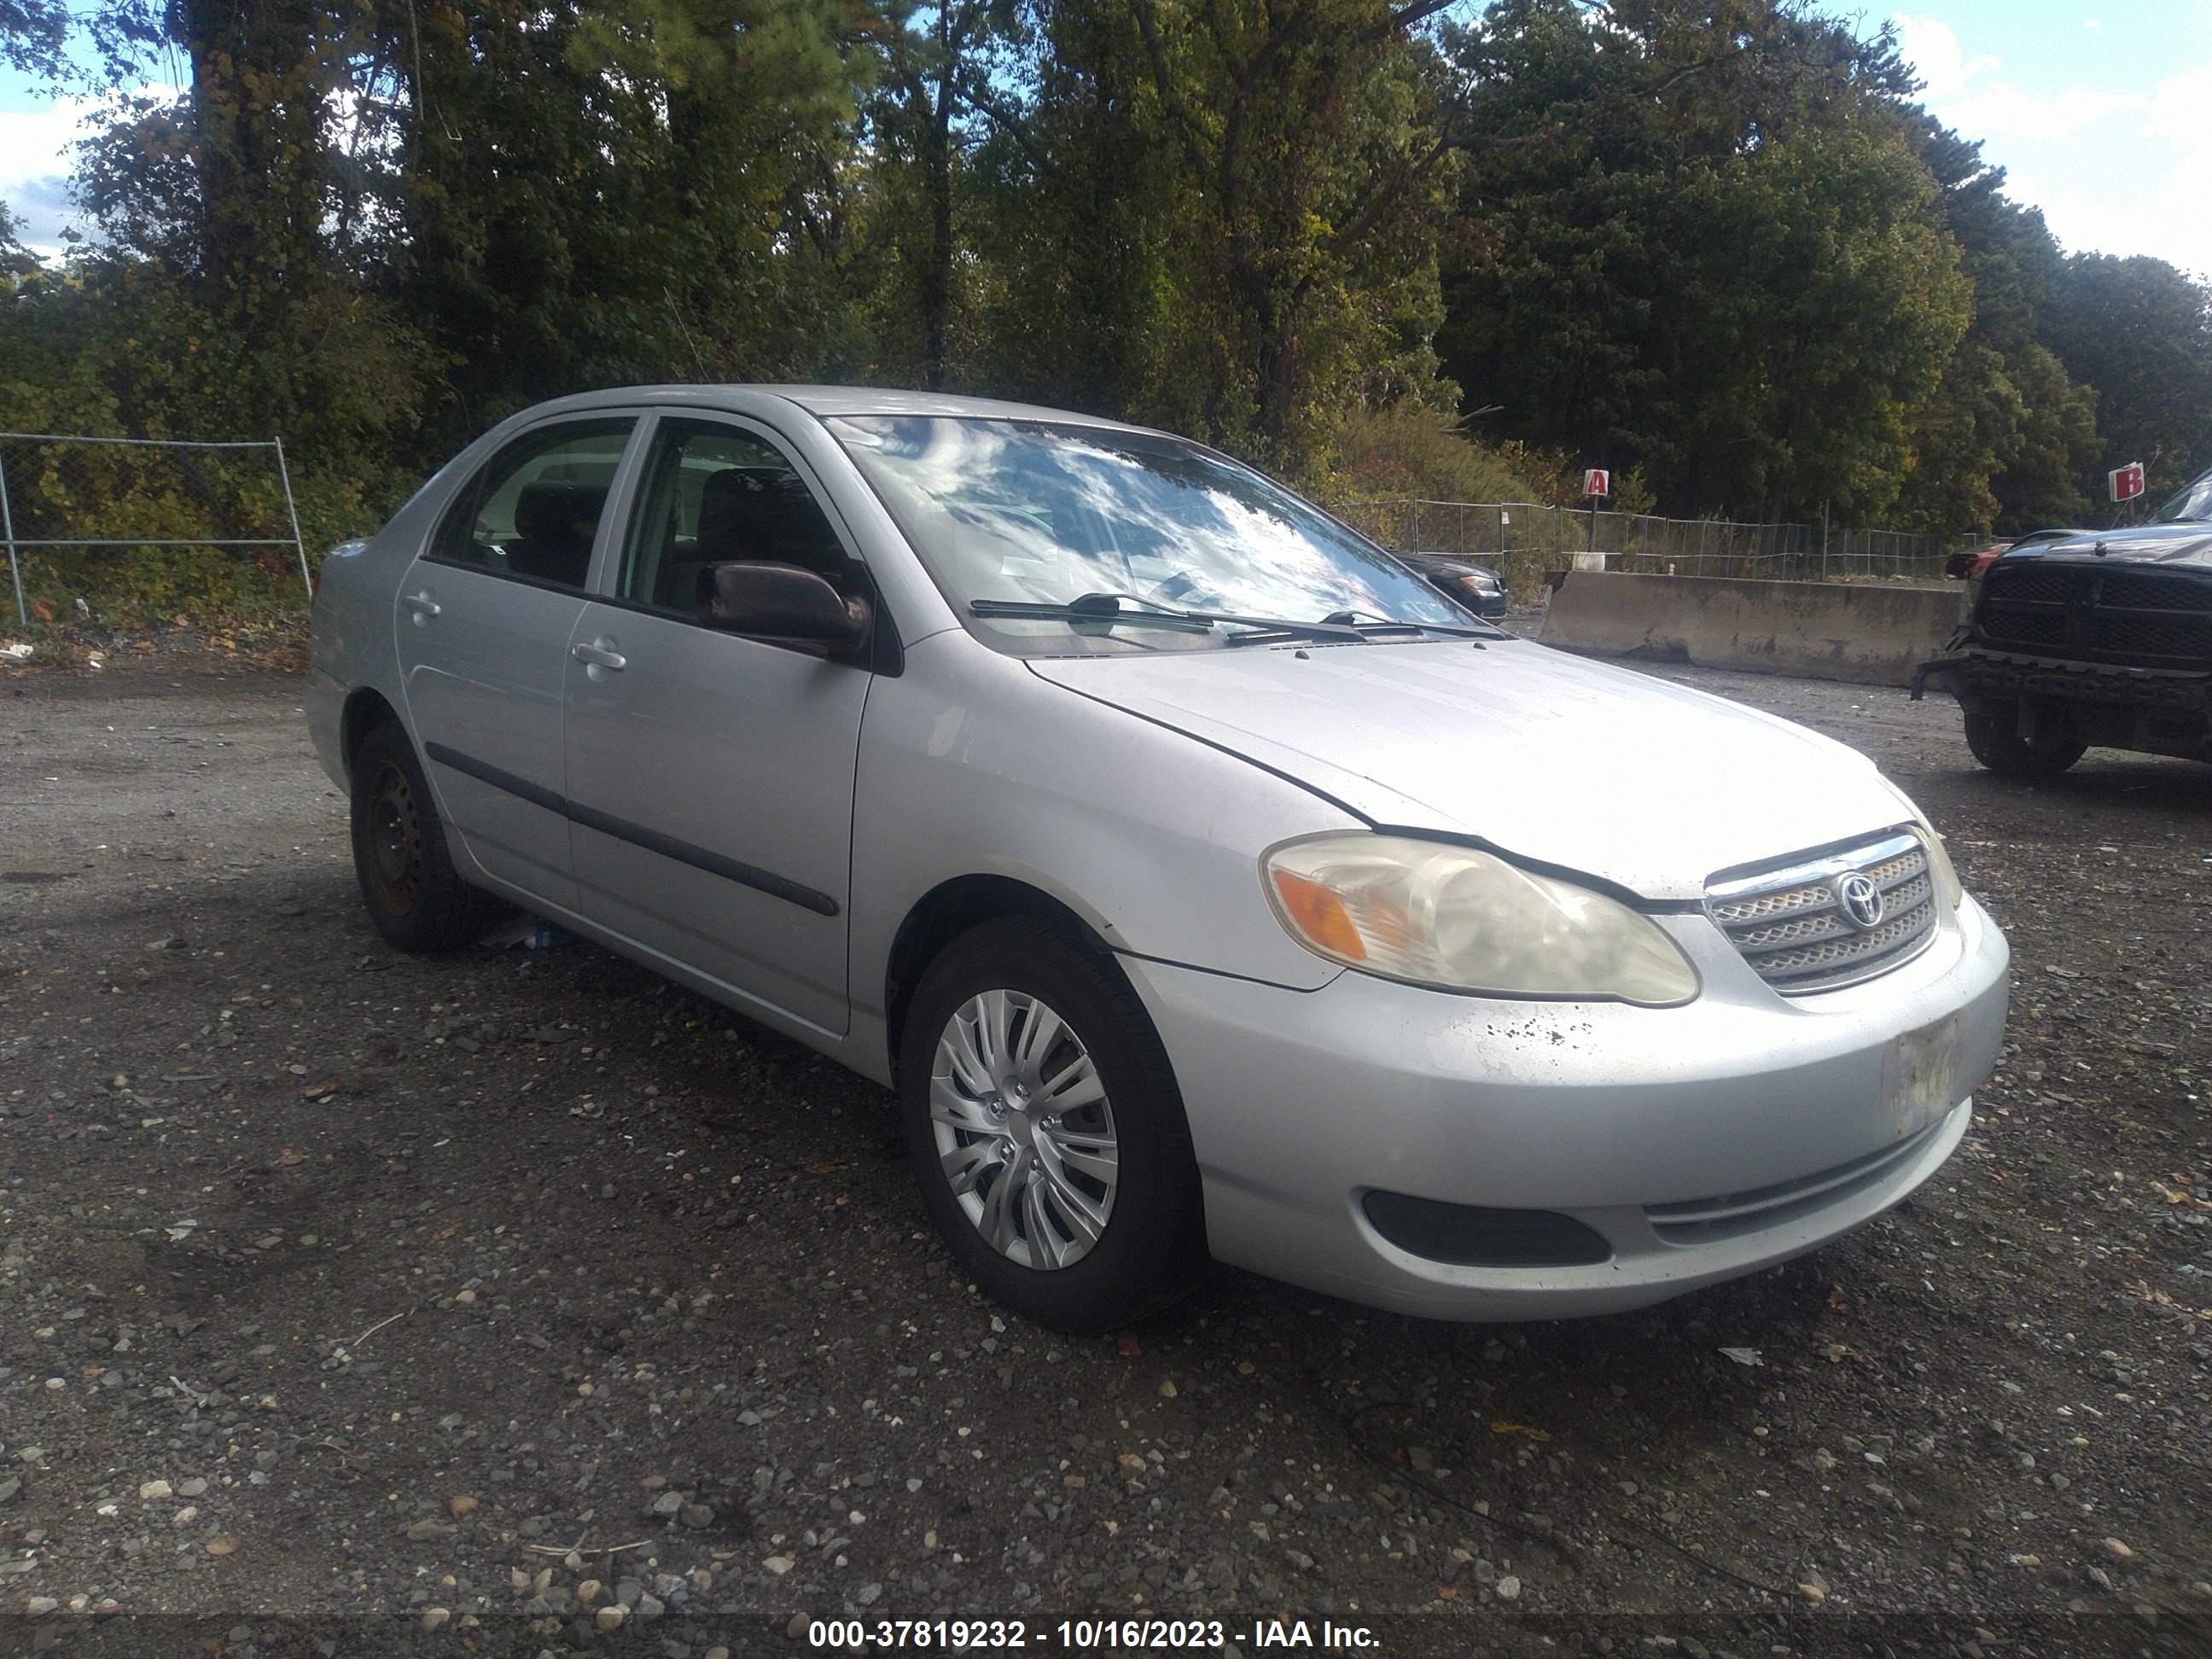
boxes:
[1834,871,1884,930]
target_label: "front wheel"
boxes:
[899,918,1206,1332]
[1963,703,2085,780]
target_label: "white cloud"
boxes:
[1942,80,2145,141]
[0,95,103,253]
[1897,15,2212,279]
[0,84,183,257]
[1895,15,2000,103]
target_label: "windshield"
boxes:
[2154,467,2212,523]
[826,416,1463,654]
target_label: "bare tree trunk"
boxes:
[172,0,323,296]
[921,4,957,393]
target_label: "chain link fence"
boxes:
[0,434,308,628]
[1336,498,1985,597]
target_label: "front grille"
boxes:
[1984,608,2065,648]
[1977,562,2212,666]
[2088,612,2212,660]
[1985,563,2069,605]
[2100,570,2208,611]
[1707,830,1940,994]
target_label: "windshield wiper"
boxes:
[1317,608,1501,642]
[969,592,1365,642]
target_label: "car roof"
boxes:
[515,384,1161,436]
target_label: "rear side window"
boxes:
[430,420,636,591]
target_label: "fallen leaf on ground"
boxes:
[1489,1420,1551,1442]
[1720,1346,1765,1367]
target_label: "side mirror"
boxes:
[699,562,871,651]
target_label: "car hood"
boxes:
[1027,640,1907,901]
[2001,520,2212,567]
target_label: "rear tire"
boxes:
[899,917,1207,1333]
[1963,703,2085,780]
[349,720,504,951]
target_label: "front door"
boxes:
[562,415,873,1035]
[395,416,637,915]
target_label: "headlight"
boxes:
[1262,834,1699,1005]
[1883,781,1965,909]
[1913,814,1963,908]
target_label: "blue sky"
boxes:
[1890,0,2212,276]
[3,3,2209,276]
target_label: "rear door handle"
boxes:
[401,591,441,619]
[572,638,626,672]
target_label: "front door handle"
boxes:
[572,638,626,672]
[401,591,441,619]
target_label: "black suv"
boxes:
[1915,466,2212,777]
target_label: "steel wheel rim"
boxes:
[929,989,1118,1271]
[366,762,424,914]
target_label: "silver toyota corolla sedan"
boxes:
[306,386,2011,1332]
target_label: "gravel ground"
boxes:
[1,652,2207,1659]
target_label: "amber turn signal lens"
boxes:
[1271,870,1367,961]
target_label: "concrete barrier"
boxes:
[1538,570,1967,687]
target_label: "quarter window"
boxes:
[431,419,635,591]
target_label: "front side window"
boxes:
[618,419,854,614]
[827,416,1458,655]
[431,419,635,591]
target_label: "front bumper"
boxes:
[1913,648,2212,712]
[1124,893,2009,1321]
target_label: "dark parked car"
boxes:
[1914,466,2212,776]
[1400,552,1511,618]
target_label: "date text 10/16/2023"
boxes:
[807,1617,1382,1650]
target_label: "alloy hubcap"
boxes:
[929,989,1118,1270]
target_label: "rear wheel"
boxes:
[1963,703,2085,780]
[899,918,1206,1332]
[349,720,504,951]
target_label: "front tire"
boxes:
[899,918,1206,1332]
[348,720,504,951]
[1963,703,2085,780]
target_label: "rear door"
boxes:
[562,414,874,1034]
[395,416,641,914]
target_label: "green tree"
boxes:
[0,200,40,279]
[1439,0,1969,522]
[0,0,68,78]
[958,0,1186,421]
[860,1,1027,390]
[392,0,873,430]
[1893,113,2097,533]
[1112,0,1462,469]
[2042,253,2212,504]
